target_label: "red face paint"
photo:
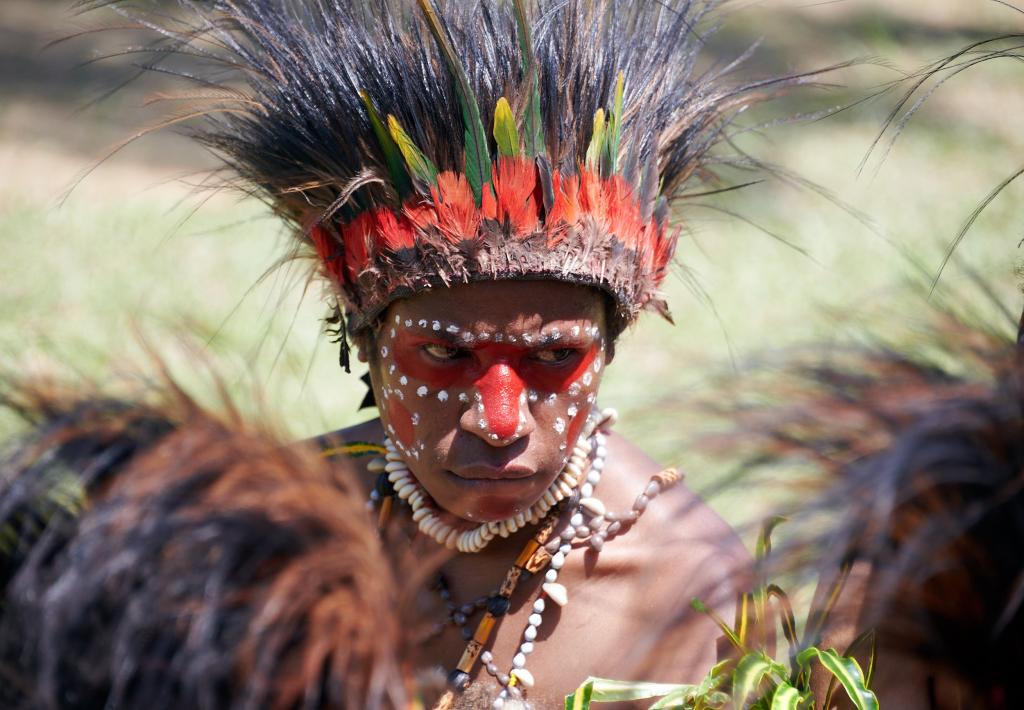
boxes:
[386,399,415,449]
[474,362,525,439]
[565,403,592,449]
[392,332,600,394]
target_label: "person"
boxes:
[62,0,827,706]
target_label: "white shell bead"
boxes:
[580,497,606,517]
[542,582,568,606]
[512,668,535,688]
[367,458,386,473]
[544,569,558,583]
[512,653,527,669]
[384,461,407,473]
[412,508,431,522]
[533,599,546,613]
[587,470,601,484]
[528,613,543,626]
[520,641,534,655]
[570,513,584,527]
[524,625,537,641]
[580,483,594,498]
[550,551,565,569]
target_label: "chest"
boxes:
[414,548,653,706]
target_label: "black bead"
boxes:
[447,669,471,691]
[375,472,395,498]
[486,595,511,617]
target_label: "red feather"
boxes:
[603,175,643,250]
[374,208,416,253]
[341,212,373,282]
[486,157,538,235]
[432,171,480,242]
[310,225,346,285]
[546,171,581,233]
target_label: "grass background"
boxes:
[2,0,1022,534]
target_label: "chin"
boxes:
[446,484,552,524]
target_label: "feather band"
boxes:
[311,156,677,332]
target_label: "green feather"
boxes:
[360,90,413,198]
[493,97,520,158]
[512,0,545,157]
[585,108,606,172]
[604,71,625,176]
[416,0,491,205]
[387,114,438,186]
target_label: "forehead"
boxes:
[386,280,606,331]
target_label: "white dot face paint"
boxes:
[389,364,396,374]
[417,385,428,397]
[418,319,428,328]
[432,321,441,331]
[437,390,449,403]
[553,417,566,434]
[571,325,580,337]
[399,376,408,385]
[582,372,593,386]
[380,346,389,358]
[567,404,578,417]
[458,392,470,403]
[446,324,460,334]
[593,357,602,373]
[404,319,413,327]
[390,328,396,338]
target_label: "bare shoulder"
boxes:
[576,431,750,682]
[602,431,750,576]
[308,418,386,494]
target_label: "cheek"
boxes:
[385,399,415,449]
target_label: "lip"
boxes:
[449,464,537,481]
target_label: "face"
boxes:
[366,280,609,524]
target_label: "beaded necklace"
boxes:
[365,407,682,709]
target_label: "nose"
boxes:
[460,362,534,445]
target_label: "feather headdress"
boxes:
[77,0,820,338]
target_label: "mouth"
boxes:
[449,464,537,482]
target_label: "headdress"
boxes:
[79,0,819,350]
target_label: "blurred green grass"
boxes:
[1,0,1022,534]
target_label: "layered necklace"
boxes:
[366,407,682,709]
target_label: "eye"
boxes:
[422,343,463,361]
[532,348,577,364]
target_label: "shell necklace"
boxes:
[367,409,610,554]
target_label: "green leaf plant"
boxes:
[565,520,879,710]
